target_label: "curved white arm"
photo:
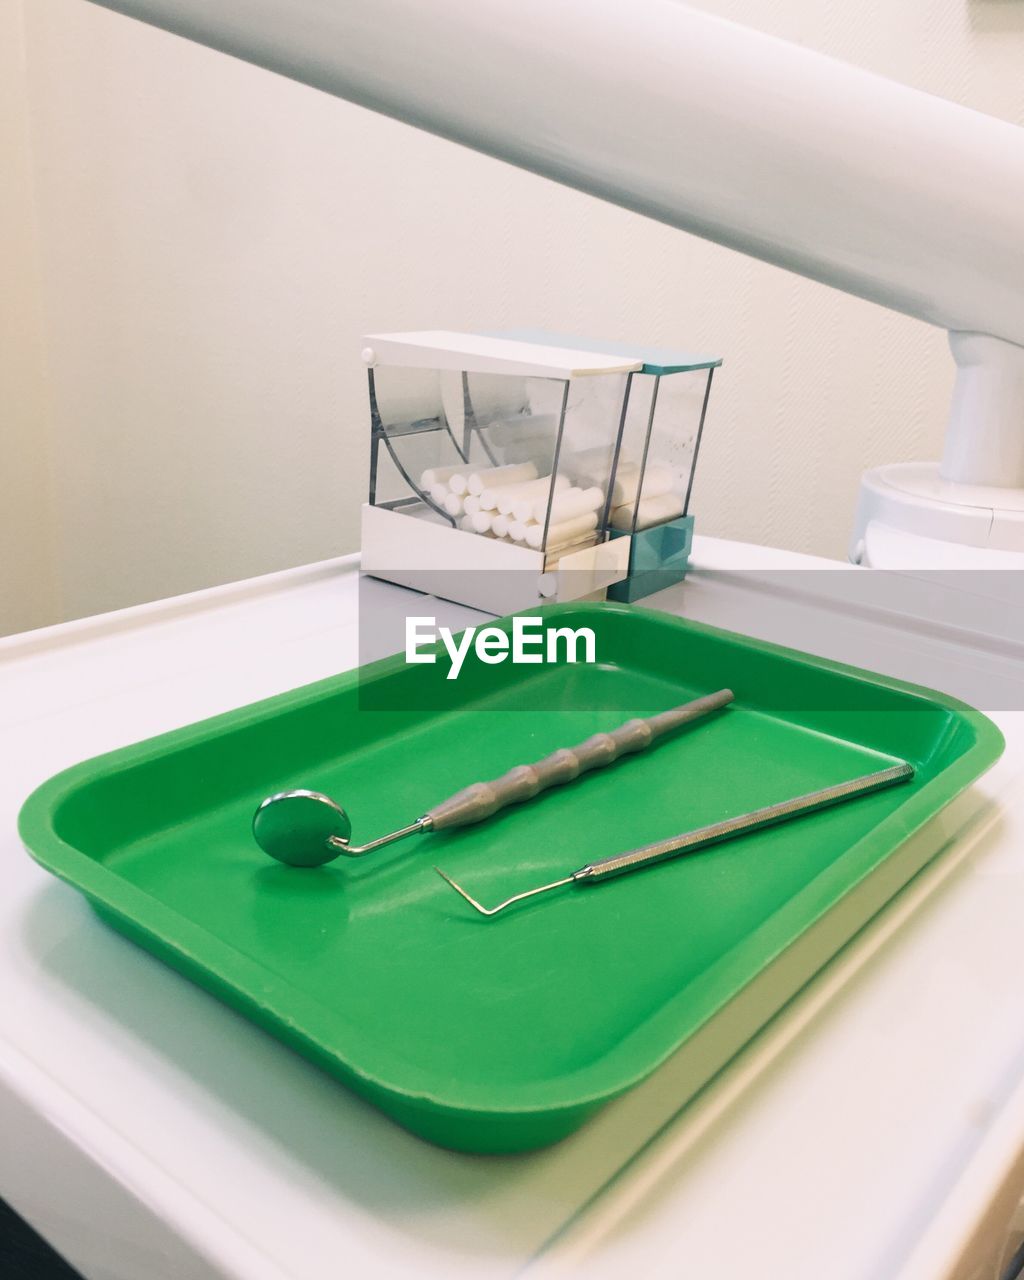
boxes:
[86,0,1024,488]
[87,0,1024,343]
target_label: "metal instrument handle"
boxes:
[577,761,914,882]
[425,688,733,832]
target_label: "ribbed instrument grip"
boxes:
[426,688,733,832]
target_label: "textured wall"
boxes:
[14,0,1024,626]
[0,0,60,635]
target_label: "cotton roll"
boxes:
[636,462,674,500]
[495,488,525,516]
[460,514,494,537]
[608,460,674,508]
[495,479,541,516]
[421,463,464,490]
[480,481,536,511]
[443,493,464,517]
[471,511,493,534]
[576,460,630,505]
[507,519,534,543]
[611,492,684,531]
[448,473,470,497]
[526,511,598,550]
[526,485,603,526]
[429,482,449,506]
[491,513,511,538]
[599,461,639,506]
[575,458,633,501]
[463,494,482,516]
[466,461,537,496]
[495,473,569,516]
[509,478,576,523]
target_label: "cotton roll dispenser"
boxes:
[359,331,721,614]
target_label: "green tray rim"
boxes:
[17,602,1005,1135]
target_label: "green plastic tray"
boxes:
[19,603,1003,1153]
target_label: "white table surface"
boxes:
[2,538,1023,1280]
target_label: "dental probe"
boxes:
[436,761,915,917]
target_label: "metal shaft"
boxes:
[329,817,429,857]
[575,761,914,883]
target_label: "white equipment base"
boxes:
[850,461,1024,569]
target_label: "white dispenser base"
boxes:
[850,462,1024,569]
[360,504,630,614]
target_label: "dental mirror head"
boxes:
[252,790,352,867]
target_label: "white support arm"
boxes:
[83,0,1024,509]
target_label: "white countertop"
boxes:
[1,538,1023,1280]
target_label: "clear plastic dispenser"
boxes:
[359,330,720,613]
[600,342,721,602]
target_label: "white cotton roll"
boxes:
[526,511,598,550]
[466,461,538,496]
[510,481,562,523]
[463,494,482,516]
[491,513,511,538]
[429,482,449,506]
[443,492,464,517]
[479,484,525,511]
[460,515,494,538]
[601,461,640,506]
[575,459,632,500]
[510,496,534,523]
[637,462,674,500]
[507,519,534,543]
[611,492,684,531]
[495,488,526,516]
[471,511,493,534]
[421,463,464,490]
[449,474,470,497]
[495,473,569,515]
[608,460,674,508]
[528,485,603,526]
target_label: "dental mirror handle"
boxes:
[254,689,733,866]
[423,688,733,832]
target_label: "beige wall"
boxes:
[7,0,1024,629]
[0,0,60,635]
